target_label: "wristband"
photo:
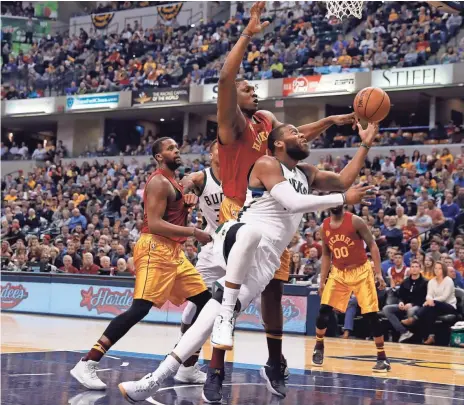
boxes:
[360,142,370,151]
[241,33,252,39]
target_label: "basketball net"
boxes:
[325,0,364,20]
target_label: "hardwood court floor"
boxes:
[1,313,463,405]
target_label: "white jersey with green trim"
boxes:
[198,167,224,235]
[237,161,310,255]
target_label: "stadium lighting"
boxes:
[160,118,165,122]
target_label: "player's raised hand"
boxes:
[344,184,375,206]
[356,121,379,147]
[243,1,270,36]
[331,112,357,128]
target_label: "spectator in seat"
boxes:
[388,252,410,288]
[454,247,464,276]
[446,13,463,38]
[300,231,322,258]
[66,242,82,269]
[25,208,40,229]
[115,258,132,276]
[401,261,457,345]
[395,205,408,229]
[384,260,428,342]
[69,208,88,231]
[428,240,443,262]
[7,252,28,272]
[99,255,113,275]
[381,157,396,177]
[441,191,460,221]
[402,217,419,244]
[426,199,446,228]
[303,247,321,277]
[381,247,397,277]
[289,252,303,275]
[413,204,433,235]
[404,238,421,267]
[448,266,464,288]
[184,244,198,266]
[60,255,79,274]
[381,216,403,247]
[81,252,100,274]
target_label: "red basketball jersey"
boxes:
[141,169,188,243]
[218,111,272,205]
[322,212,368,269]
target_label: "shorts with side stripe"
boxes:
[133,233,206,308]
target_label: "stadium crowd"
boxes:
[1,1,463,99]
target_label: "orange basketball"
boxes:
[353,87,391,123]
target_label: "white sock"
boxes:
[173,299,221,362]
[151,354,180,383]
[220,286,240,318]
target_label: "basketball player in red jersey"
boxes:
[71,137,213,391]
[211,0,357,388]
[313,205,390,372]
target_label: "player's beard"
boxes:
[330,206,343,215]
[286,144,310,161]
[165,160,181,171]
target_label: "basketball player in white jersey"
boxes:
[173,140,224,383]
[118,121,377,403]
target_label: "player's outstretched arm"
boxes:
[297,113,356,142]
[218,2,269,145]
[311,122,379,192]
[146,176,211,244]
[352,215,386,289]
[259,111,356,140]
[252,156,372,213]
[180,171,205,196]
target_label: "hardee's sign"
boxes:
[80,287,133,315]
[1,283,29,309]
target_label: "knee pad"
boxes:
[212,282,241,313]
[188,290,211,311]
[363,312,383,337]
[316,304,333,330]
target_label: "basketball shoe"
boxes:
[70,359,106,390]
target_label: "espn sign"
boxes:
[283,74,356,96]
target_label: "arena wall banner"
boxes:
[65,93,120,111]
[200,80,271,102]
[3,97,56,116]
[371,64,454,88]
[1,280,307,333]
[282,73,356,97]
[132,87,189,106]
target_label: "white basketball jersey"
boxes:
[238,161,310,255]
[198,167,224,235]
